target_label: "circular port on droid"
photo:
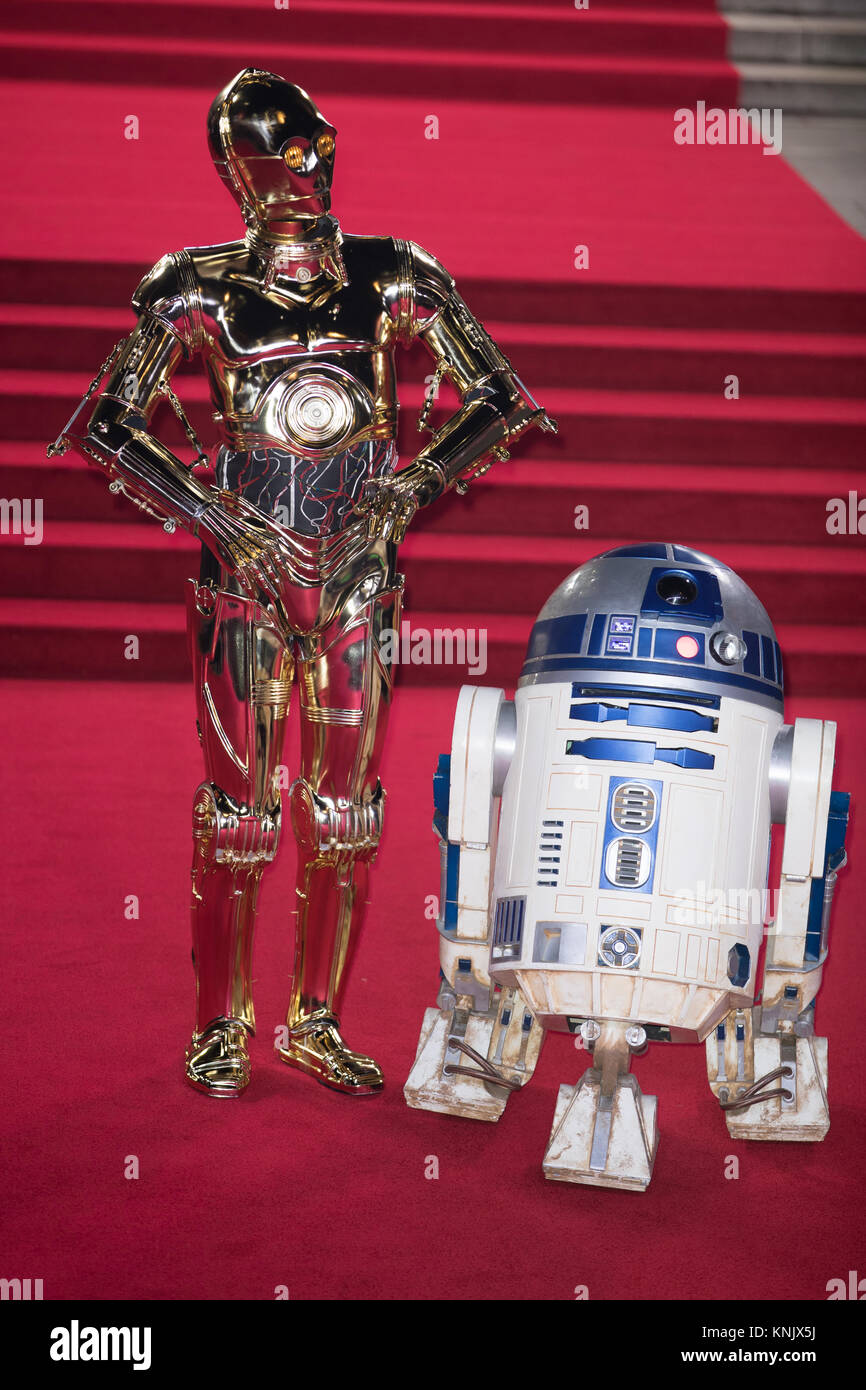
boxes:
[656,571,698,607]
[710,630,747,665]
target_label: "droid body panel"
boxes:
[405,545,849,1190]
[50,69,554,1099]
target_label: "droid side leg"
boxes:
[405,686,544,1122]
[276,582,402,1094]
[542,1023,658,1192]
[706,720,849,1141]
[185,570,293,1096]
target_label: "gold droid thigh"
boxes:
[185,572,293,1097]
[277,580,402,1094]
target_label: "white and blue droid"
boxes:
[405,544,849,1190]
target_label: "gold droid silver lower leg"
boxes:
[277,780,386,1094]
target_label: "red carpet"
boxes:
[1,680,864,1301]
[1,0,865,1302]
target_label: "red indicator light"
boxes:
[676,635,700,659]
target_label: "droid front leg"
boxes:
[542,1022,658,1192]
[408,968,541,1123]
[707,722,848,1142]
[706,1003,829,1142]
[405,687,544,1121]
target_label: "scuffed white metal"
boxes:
[543,1072,658,1192]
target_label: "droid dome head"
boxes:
[207,69,337,233]
[520,544,783,710]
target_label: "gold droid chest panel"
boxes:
[231,361,380,457]
[195,242,401,457]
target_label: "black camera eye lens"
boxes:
[656,572,698,606]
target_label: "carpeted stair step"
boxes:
[0,28,739,108]
[11,0,732,62]
[5,305,865,399]
[12,370,866,468]
[3,521,864,626]
[3,261,863,337]
[0,595,860,695]
[5,445,863,549]
[422,459,865,545]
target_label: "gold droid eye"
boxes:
[283,144,305,171]
[316,133,335,158]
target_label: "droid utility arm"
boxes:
[405,685,543,1120]
[436,685,508,1011]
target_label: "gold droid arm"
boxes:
[51,254,286,606]
[356,241,557,542]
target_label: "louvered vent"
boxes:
[492,896,526,960]
[536,819,563,887]
[614,838,644,886]
[612,782,656,833]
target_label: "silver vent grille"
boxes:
[612,782,656,833]
[614,838,644,886]
[492,896,526,961]
[536,819,563,887]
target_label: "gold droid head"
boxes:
[207,69,337,234]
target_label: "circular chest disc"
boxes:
[280,373,354,449]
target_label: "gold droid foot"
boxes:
[185,1021,252,1098]
[277,1012,383,1095]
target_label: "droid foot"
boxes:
[185,1020,252,1097]
[720,1035,829,1142]
[405,992,541,1122]
[278,1012,383,1095]
[405,1006,505,1120]
[543,1069,658,1192]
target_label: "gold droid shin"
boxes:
[50,68,556,1099]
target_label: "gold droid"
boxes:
[49,70,556,1098]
